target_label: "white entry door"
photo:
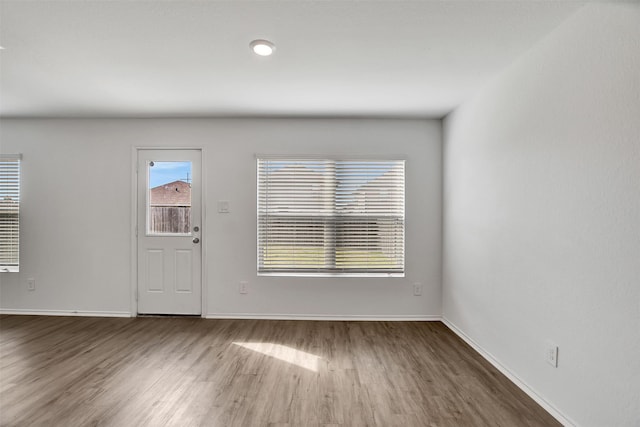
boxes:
[137,149,202,315]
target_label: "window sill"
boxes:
[258,272,404,278]
[1,267,19,273]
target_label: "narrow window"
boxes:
[257,158,405,276]
[0,154,21,272]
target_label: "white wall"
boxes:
[0,118,442,319]
[443,3,640,426]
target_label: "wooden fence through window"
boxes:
[150,206,191,233]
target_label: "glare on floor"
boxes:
[233,342,321,372]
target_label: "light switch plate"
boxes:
[218,200,230,213]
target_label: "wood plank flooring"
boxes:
[0,315,560,427]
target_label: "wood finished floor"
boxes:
[0,316,560,427]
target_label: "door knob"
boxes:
[193,237,200,244]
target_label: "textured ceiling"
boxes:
[0,1,584,118]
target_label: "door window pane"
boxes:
[147,161,192,234]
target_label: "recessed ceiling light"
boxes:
[250,39,275,57]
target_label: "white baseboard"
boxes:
[441,317,576,427]
[206,313,442,321]
[0,308,133,318]
[0,309,437,321]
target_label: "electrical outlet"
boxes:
[545,342,559,367]
[413,282,422,296]
[27,278,35,291]
[239,281,248,294]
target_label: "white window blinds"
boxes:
[258,158,405,275]
[0,155,21,272]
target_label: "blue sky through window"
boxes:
[149,161,192,188]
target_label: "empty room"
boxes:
[0,1,638,426]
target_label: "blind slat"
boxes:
[257,158,404,274]
[0,156,20,270]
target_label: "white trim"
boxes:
[255,153,408,161]
[441,317,577,427]
[257,272,405,278]
[200,146,208,317]
[206,313,441,321]
[0,309,132,318]
[130,146,138,316]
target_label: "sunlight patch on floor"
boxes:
[232,342,321,372]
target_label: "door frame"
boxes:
[130,146,207,317]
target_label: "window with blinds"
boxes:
[257,158,405,276]
[0,155,21,272]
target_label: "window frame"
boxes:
[0,154,21,273]
[256,156,405,278]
